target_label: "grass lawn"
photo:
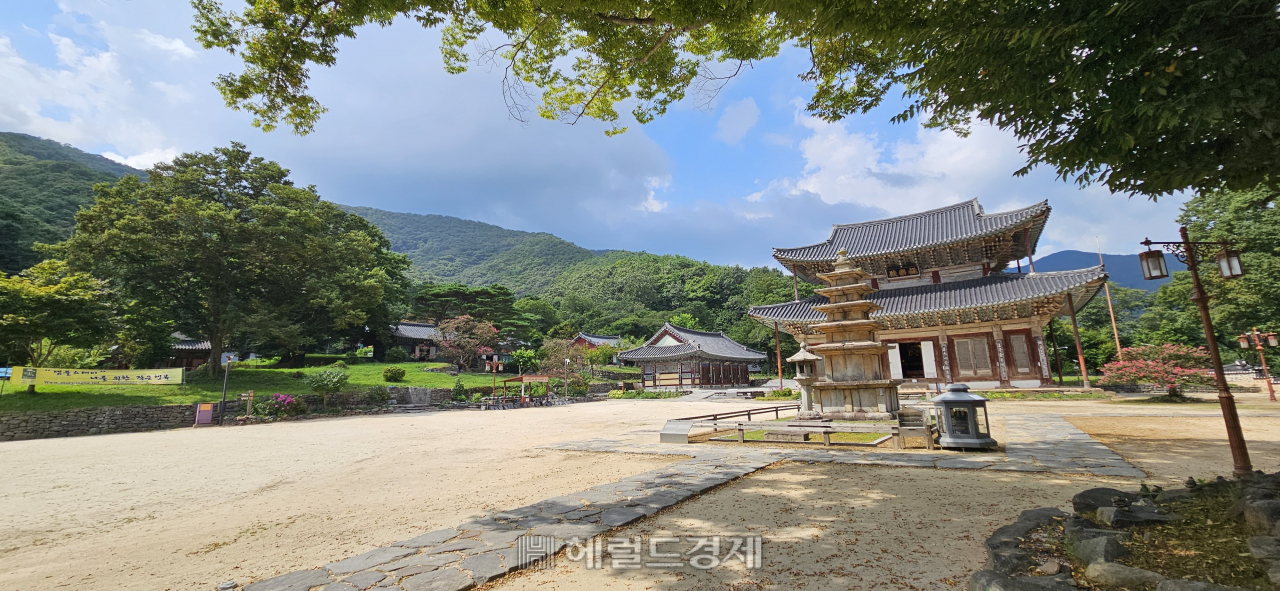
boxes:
[729,430,888,443]
[980,391,1111,400]
[0,363,505,413]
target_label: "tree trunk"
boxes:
[371,338,386,362]
[208,331,224,376]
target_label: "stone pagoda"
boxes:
[807,248,899,419]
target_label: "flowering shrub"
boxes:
[256,393,305,417]
[382,365,406,382]
[1098,344,1214,395]
[762,387,799,400]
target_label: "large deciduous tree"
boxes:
[193,0,1280,199]
[58,143,409,374]
[436,315,499,371]
[0,260,116,392]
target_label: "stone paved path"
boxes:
[234,413,1143,591]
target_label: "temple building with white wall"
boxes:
[749,199,1107,390]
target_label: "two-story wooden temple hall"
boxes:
[749,199,1107,394]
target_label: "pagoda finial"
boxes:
[833,248,855,272]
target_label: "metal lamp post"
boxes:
[1140,227,1252,478]
[1237,328,1277,402]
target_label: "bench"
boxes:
[895,408,936,450]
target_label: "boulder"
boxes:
[1018,508,1069,525]
[1073,488,1140,515]
[1065,528,1132,546]
[1243,500,1280,534]
[985,548,1035,576]
[1070,535,1128,564]
[968,570,1078,591]
[1096,506,1178,528]
[1084,562,1165,587]
[1156,580,1257,591]
[1247,536,1279,560]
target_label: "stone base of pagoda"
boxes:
[820,410,895,421]
[812,380,900,415]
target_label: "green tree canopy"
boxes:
[0,260,116,391]
[57,143,410,374]
[194,0,1280,199]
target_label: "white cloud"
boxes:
[752,112,1189,254]
[101,147,178,169]
[136,30,195,59]
[151,81,191,103]
[715,97,759,144]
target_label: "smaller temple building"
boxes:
[389,322,439,360]
[618,323,766,389]
[571,332,623,349]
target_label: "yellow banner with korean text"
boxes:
[11,367,185,386]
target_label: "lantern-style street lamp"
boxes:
[1139,248,1169,281]
[1237,328,1277,402]
[1139,227,1252,478]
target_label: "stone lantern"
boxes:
[787,345,823,420]
[932,384,996,450]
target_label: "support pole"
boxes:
[775,322,784,389]
[1065,293,1090,389]
[1025,232,1036,273]
[1252,329,1276,402]
[1181,226,1251,477]
[1098,247,1123,359]
[1048,319,1064,386]
[219,360,231,426]
[791,265,799,301]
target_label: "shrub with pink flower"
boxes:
[256,393,306,417]
[1098,344,1214,395]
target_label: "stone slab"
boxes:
[343,570,387,589]
[396,529,461,549]
[400,567,475,591]
[327,547,417,575]
[244,569,334,591]
[460,553,506,584]
[379,553,460,572]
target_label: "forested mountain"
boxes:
[538,252,815,357]
[1027,250,1184,291]
[0,133,144,274]
[338,205,605,294]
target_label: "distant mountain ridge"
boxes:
[338,205,619,295]
[1020,250,1185,291]
[0,132,145,274]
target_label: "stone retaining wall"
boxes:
[0,391,391,442]
[1099,383,1260,394]
[0,402,237,442]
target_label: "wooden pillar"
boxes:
[937,327,952,383]
[1065,293,1091,389]
[1030,321,1052,386]
[991,325,1010,387]
[774,322,784,389]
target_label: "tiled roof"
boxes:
[618,323,766,363]
[171,332,211,351]
[748,267,1107,323]
[392,322,439,341]
[575,332,623,346]
[774,199,1050,263]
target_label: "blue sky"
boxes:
[0,1,1191,270]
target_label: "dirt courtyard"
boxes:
[0,401,706,591]
[1068,414,1280,484]
[489,464,1122,591]
[3,397,1278,591]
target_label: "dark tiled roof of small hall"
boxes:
[773,199,1050,263]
